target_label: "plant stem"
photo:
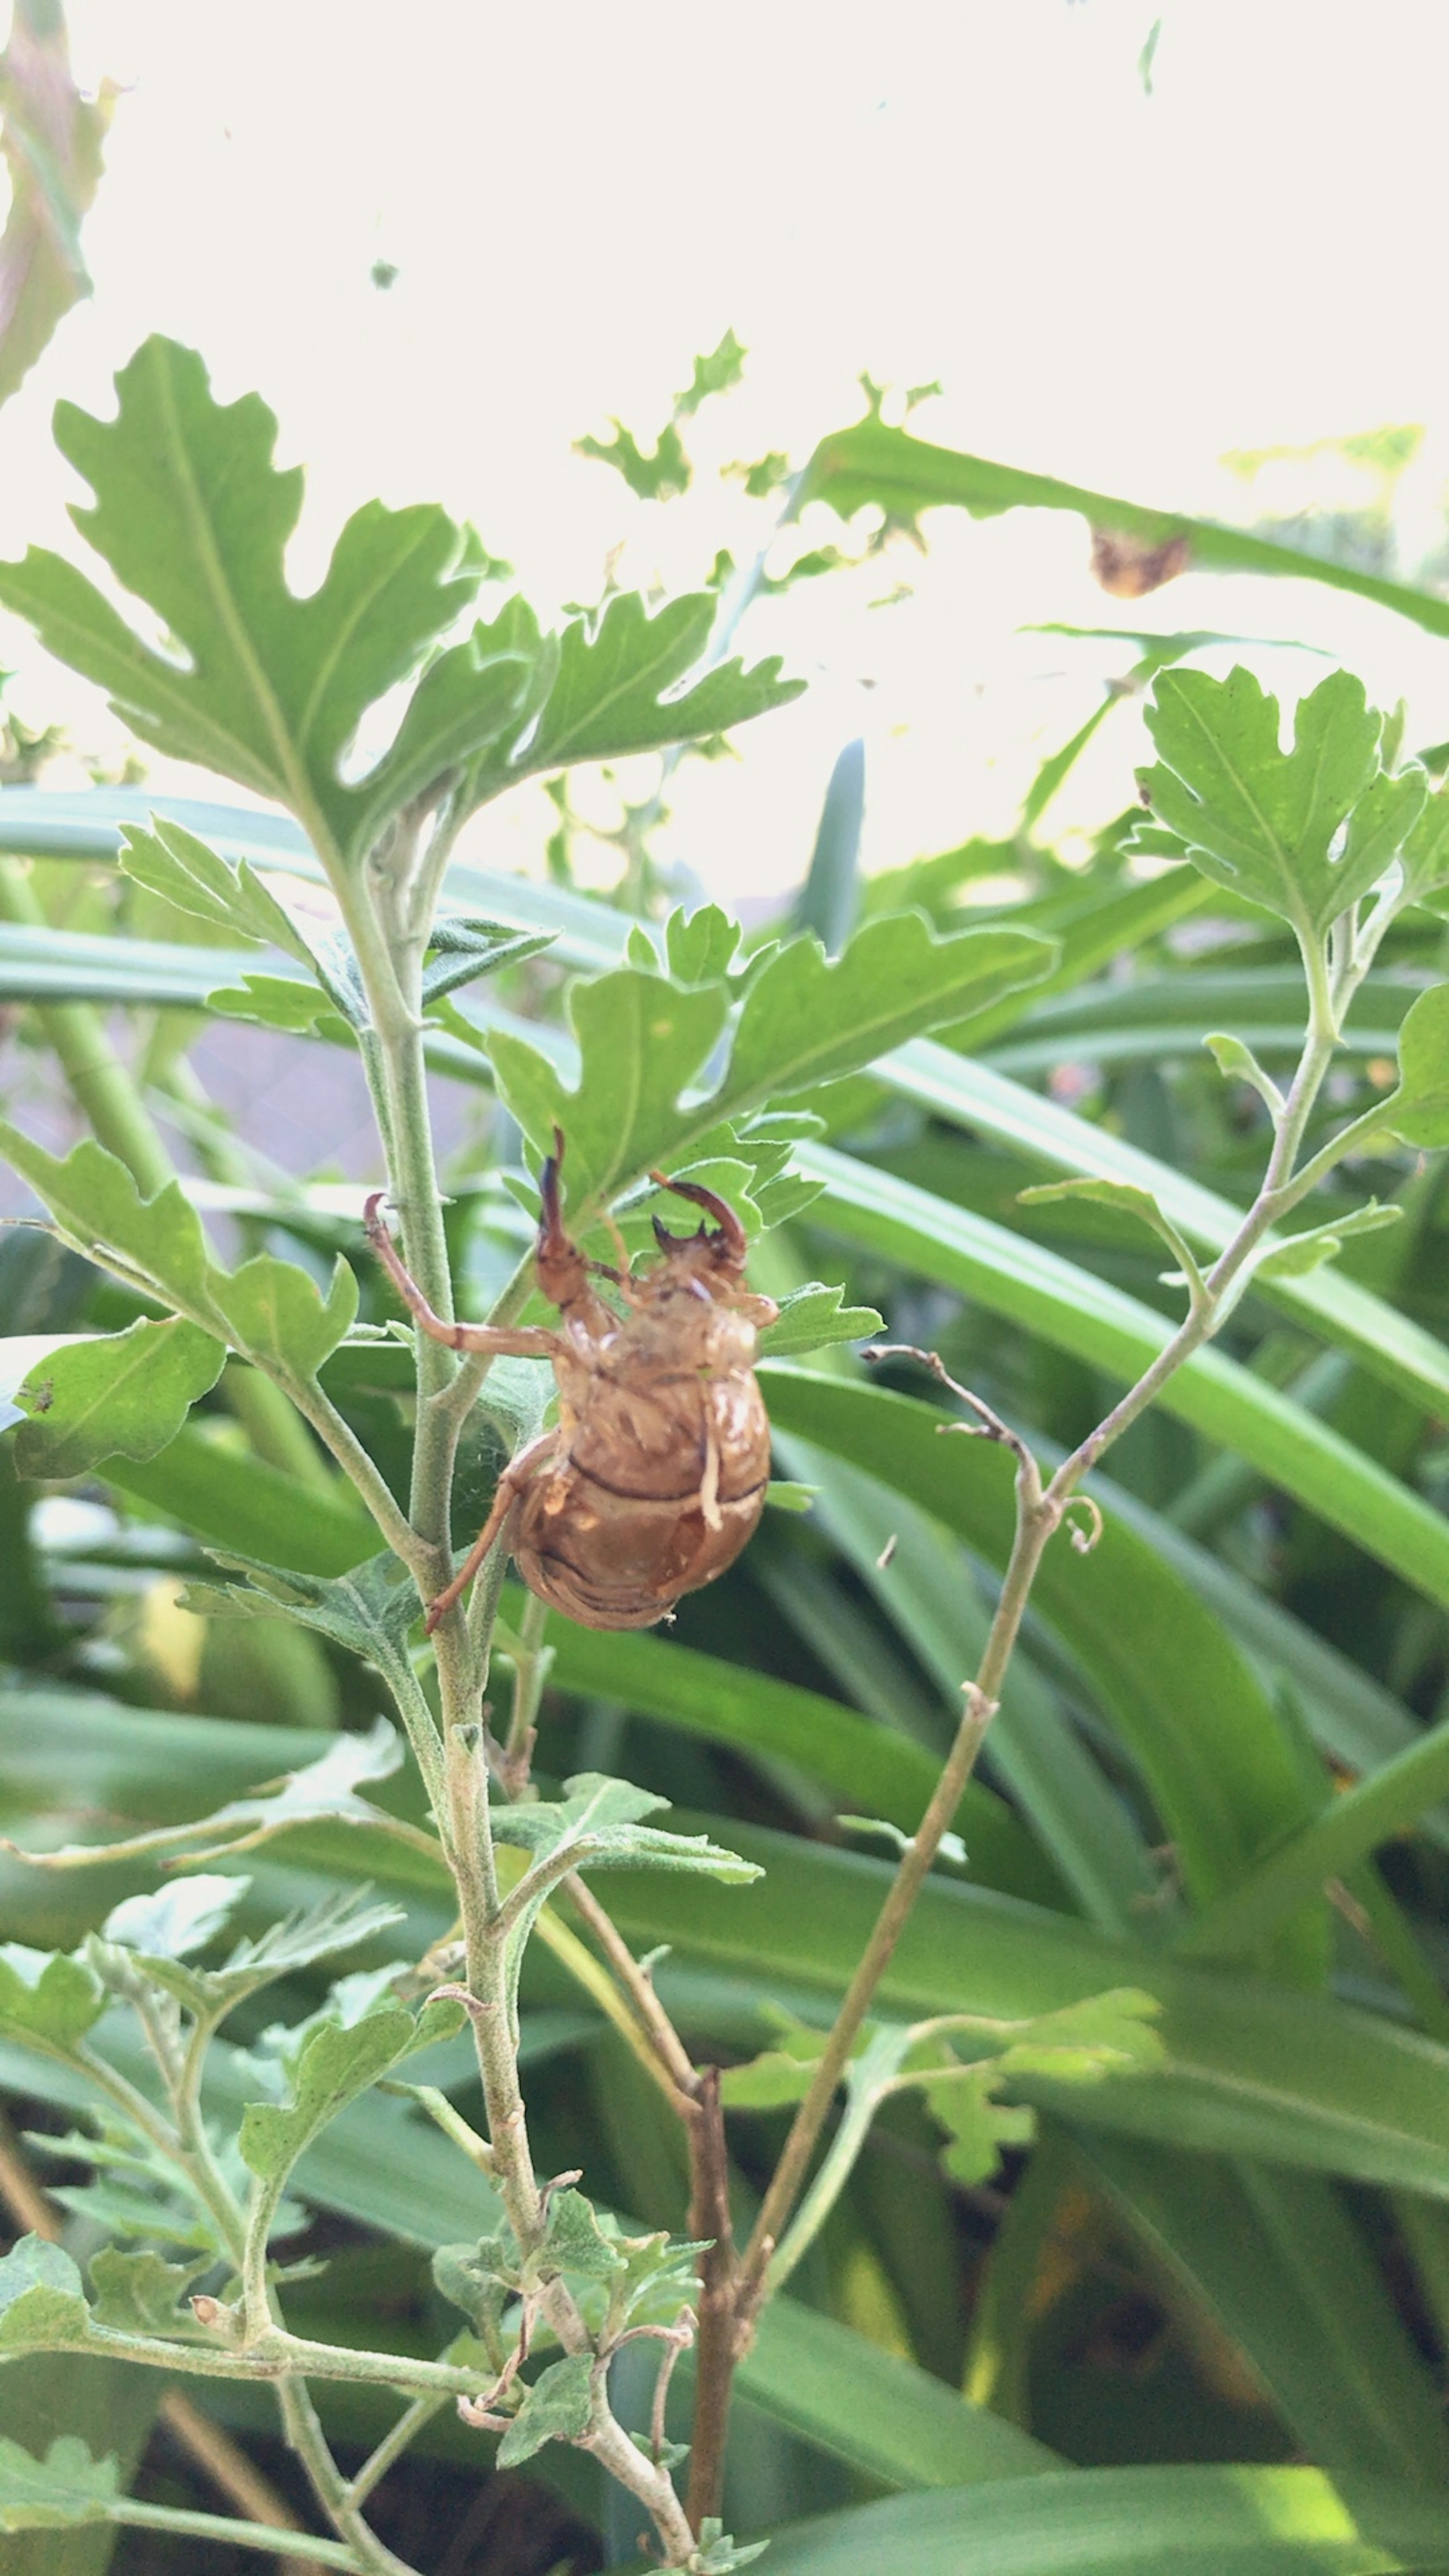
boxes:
[685,995,1363,2523]
[278,2377,424,2576]
[343,2393,449,2511]
[157,2388,326,2576]
[105,2500,360,2568]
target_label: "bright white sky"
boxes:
[4,0,1449,903]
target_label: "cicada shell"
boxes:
[365,1135,778,1633]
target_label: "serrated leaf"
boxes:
[16,1715,410,1873]
[665,902,743,983]
[492,1771,761,1886]
[1136,667,1427,940]
[205,970,354,1038]
[0,336,508,869]
[1254,1201,1404,1282]
[0,2238,91,2351]
[491,914,1052,1221]
[0,1125,217,1316]
[514,591,801,772]
[0,1945,104,2049]
[433,2239,513,2334]
[118,816,314,961]
[102,1874,249,1961]
[1378,980,1449,1148]
[218,1888,410,1989]
[239,2002,447,2186]
[189,1551,421,1674]
[720,2026,831,2110]
[88,2244,206,2336]
[491,970,729,1212]
[1400,778,1449,904]
[495,2353,595,2467]
[989,1988,1165,2079]
[916,2063,1036,2187]
[576,418,691,500]
[0,2434,117,2531]
[541,2188,628,2283]
[913,1992,1164,2184]
[345,617,542,858]
[11,1315,226,1476]
[209,1253,358,1381]
[757,1282,883,1359]
[677,329,747,417]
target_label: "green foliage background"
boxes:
[0,318,1447,2576]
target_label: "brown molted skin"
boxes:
[518,1186,775,1629]
[364,1141,778,1633]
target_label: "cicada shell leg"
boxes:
[424,1429,560,1634]
[365,1195,563,1361]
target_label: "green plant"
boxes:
[0,341,1448,2575]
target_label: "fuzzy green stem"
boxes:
[278,2378,423,2576]
[103,2501,360,2568]
[343,2393,449,2512]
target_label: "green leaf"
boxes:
[103,1427,377,1575]
[209,1255,358,1382]
[512,590,798,769]
[665,902,742,982]
[14,1716,414,1873]
[420,915,554,1006]
[761,2465,1449,2574]
[538,1611,1059,1901]
[431,2241,509,2336]
[721,915,1052,1119]
[915,2060,1035,2186]
[541,2189,630,2283]
[1135,667,1426,939]
[198,1889,411,1996]
[491,969,728,1212]
[205,971,352,1038]
[490,914,1052,1218]
[183,1551,422,1702]
[720,2019,832,2110]
[787,1155,1449,1616]
[1016,1177,1203,1291]
[1400,778,1449,904]
[0,2239,91,2353]
[801,408,1449,641]
[11,1317,226,1478]
[238,2005,442,2187]
[756,1281,883,1358]
[1253,1202,1403,1283]
[0,337,510,869]
[117,817,314,961]
[494,2352,594,2467]
[576,417,691,499]
[741,2299,1055,2487]
[86,2247,205,2339]
[101,1875,248,1960]
[0,1127,216,1318]
[0,2436,115,2532]
[1082,2138,1449,2485]
[492,1771,761,1888]
[1379,980,1449,1147]
[1203,1029,1284,1112]
[0,1948,104,2051]
[676,328,747,417]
